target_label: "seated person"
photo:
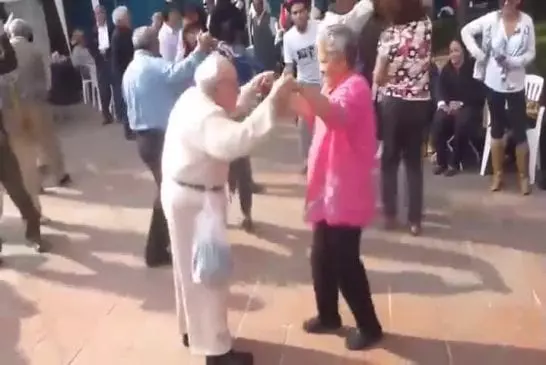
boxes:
[425,61,440,154]
[431,39,485,176]
[70,29,95,78]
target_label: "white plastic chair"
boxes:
[480,74,545,184]
[80,64,102,110]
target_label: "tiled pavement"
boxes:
[1,105,546,365]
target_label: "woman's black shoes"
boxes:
[344,328,383,351]
[302,317,342,334]
[303,317,383,351]
[206,350,253,365]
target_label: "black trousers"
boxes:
[431,106,481,168]
[228,157,252,218]
[311,221,381,333]
[96,55,112,121]
[135,130,170,262]
[0,118,40,241]
[487,88,527,144]
[380,96,429,224]
[112,71,131,138]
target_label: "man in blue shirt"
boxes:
[122,25,214,267]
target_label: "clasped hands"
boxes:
[248,72,313,117]
[440,101,463,114]
[195,32,218,54]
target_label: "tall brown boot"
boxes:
[490,138,505,192]
[515,143,531,195]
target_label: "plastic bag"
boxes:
[191,192,232,287]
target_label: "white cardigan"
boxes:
[461,11,535,93]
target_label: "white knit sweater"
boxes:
[461,10,535,93]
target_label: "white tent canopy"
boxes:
[0,0,70,54]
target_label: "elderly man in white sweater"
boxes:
[161,53,295,365]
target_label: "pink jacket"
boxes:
[305,73,377,227]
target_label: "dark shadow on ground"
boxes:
[0,280,38,365]
[234,337,372,365]
[382,332,546,365]
[233,220,509,296]
[235,333,546,365]
[4,219,263,314]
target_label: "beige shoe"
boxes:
[490,138,505,192]
[515,143,531,195]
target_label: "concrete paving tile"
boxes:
[1,114,546,365]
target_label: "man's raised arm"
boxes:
[0,31,17,76]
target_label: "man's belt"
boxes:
[176,180,224,192]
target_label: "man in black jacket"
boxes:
[111,6,134,140]
[0,26,45,265]
[88,5,114,125]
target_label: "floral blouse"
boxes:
[377,18,432,100]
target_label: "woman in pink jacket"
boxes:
[290,24,383,351]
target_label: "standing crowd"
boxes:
[0,0,538,364]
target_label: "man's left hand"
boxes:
[448,101,463,112]
[251,71,276,95]
[196,32,216,53]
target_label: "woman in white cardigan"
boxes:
[461,0,535,195]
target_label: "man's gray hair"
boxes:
[112,6,129,25]
[194,52,230,93]
[318,24,358,68]
[8,18,32,39]
[132,26,156,50]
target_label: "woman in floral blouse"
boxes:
[373,0,432,236]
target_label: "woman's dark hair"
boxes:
[449,37,470,61]
[182,22,201,58]
[162,4,181,22]
[208,1,246,44]
[182,3,208,31]
[377,0,426,25]
[284,0,311,13]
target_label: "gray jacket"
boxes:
[9,36,49,102]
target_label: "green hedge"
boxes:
[531,22,546,78]
[432,18,458,55]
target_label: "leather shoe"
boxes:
[145,251,172,268]
[302,316,342,334]
[345,328,383,351]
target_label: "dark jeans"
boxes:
[135,130,170,262]
[374,99,382,141]
[0,118,40,241]
[96,55,112,120]
[228,157,253,218]
[311,221,382,333]
[431,106,482,168]
[486,88,527,144]
[380,96,429,224]
[112,71,131,137]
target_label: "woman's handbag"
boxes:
[191,192,232,287]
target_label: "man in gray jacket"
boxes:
[0,22,45,265]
